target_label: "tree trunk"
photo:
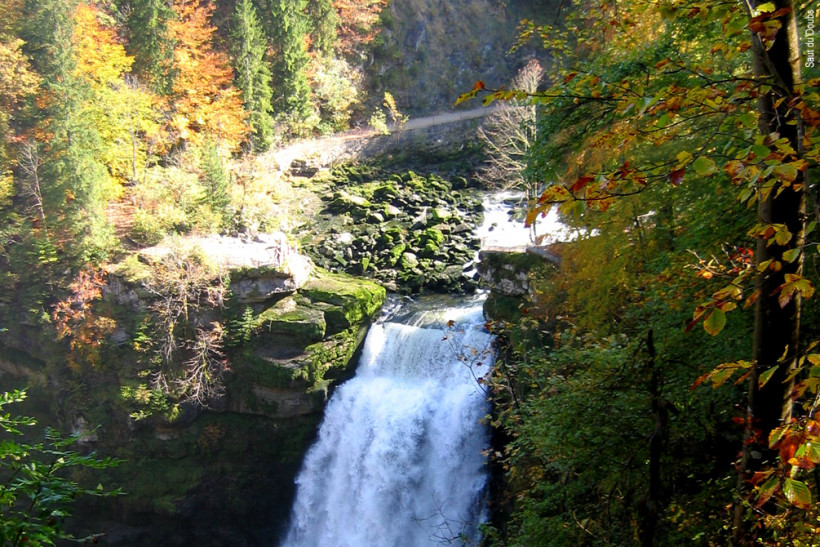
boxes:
[732,0,806,542]
[639,330,667,547]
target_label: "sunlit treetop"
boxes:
[72,4,134,87]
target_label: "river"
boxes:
[281,190,567,546]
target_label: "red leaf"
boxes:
[691,371,709,390]
[473,80,485,91]
[563,72,578,84]
[569,176,594,194]
[669,168,685,186]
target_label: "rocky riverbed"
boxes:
[300,162,484,294]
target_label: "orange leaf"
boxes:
[524,208,539,228]
[778,435,803,463]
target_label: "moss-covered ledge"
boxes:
[228,267,386,419]
[299,269,386,334]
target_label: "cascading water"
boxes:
[282,299,495,546]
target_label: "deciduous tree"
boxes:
[476,59,543,196]
[460,0,820,541]
[333,0,387,58]
[169,0,247,150]
[72,3,164,185]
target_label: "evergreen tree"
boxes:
[268,0,314,134]
[200,143,232,228]
[307,0,337,56]
[19,0,114,262]
[126,0,176,94]
[230,0,274,151]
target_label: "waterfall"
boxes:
[282,300,495,546]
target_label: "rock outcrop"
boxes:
[1,235,386,545]
[477,246,559,321]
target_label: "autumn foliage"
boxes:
[52,268,117,370]
[168,0,247,150]
[333,0,388,57]
[460,0,820,542]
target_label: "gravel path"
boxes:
[268,106,497,172]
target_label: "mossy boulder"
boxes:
[431,207,453,222]
[253,296,326,346]
[387,243,407,266]
[372,182,401,200]
[329,190,372,215]
[483,292,526,323]
[418,227,446,246]
[300,269,386,334]
[401,252,419,270]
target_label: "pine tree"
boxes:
[126,0,176,95]
[20,0,114,261]
[307,0,337,56]
[268,0,314,134]
[230,0,274,151]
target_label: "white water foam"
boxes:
[282,303,494,546]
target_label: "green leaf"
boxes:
[753,144,770,158]
[758,365,778,388]
[738,112,757,128]
[773,163,799,183]
[782,248,801,263]
[805,442,820,464]
[703,308,726,335]
[710,366,737,387]
[693,156,717,176]
[783,478,812,509]
[774,227,792,246]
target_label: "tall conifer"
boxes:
[127,0,175,95]
[268,0,313,133]
[307,0,337,56]
[20,0,113,261]
[231,0,274,150]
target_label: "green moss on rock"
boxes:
[253,296,326,345]
[300,269,385,334]
[483,292,526,323]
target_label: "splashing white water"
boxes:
[282,303,494,547]
[477,191,571,248]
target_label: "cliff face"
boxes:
[364,0,555,116]
[0,237,385,544]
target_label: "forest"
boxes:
[0,0,819,545]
